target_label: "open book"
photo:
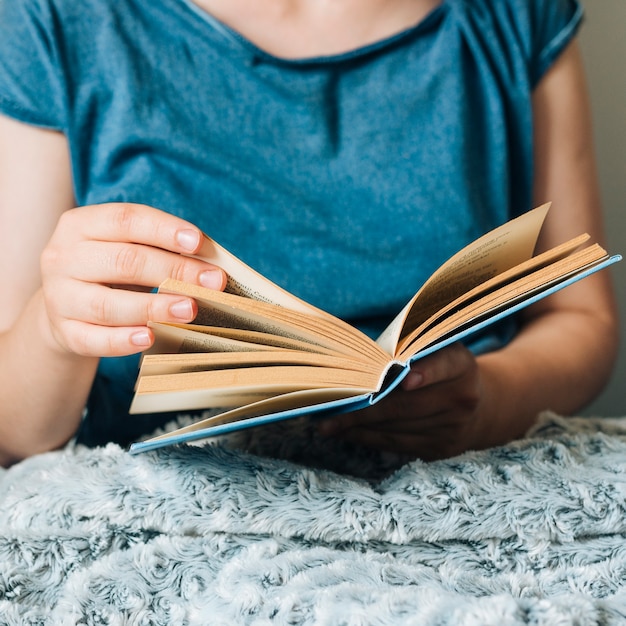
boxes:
[129,204,620,454]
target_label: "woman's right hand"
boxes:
[39,202,226,358]
[1,118,231,460]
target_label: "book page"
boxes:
[397,244,609,361]
[375,203,551,355]
[137,350,382,377]
[131,365,380,413]
[134,387,369,439]
[161,323,347,355]
[197,236,325,316]
[394,233,593,356]
[159,279,389,364]
[146,321,287,355]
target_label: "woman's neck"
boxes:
[190,0,443,59]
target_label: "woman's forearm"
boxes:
[0,289,98,464]
[476,301,619,448]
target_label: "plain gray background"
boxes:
[576,0,625,416]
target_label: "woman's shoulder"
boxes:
[0,0,134,129]
[0,0,142,36]
[447,0,580,19]
[0,0,114,43]
[1,0,97,20]
[447,0,581,38]
[445,0,582,86]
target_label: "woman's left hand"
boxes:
[318,342,489,460]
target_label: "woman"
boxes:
[0,0,617,464]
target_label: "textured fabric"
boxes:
[0,0,582,445]
[2,413,626,624]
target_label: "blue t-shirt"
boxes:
[0,0,582,445]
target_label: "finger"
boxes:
[52,240,225,290]
[319,401,449,437]
[317,409,368,436]
[338,427,448,459]
[317,401,412,435]
[55,319,156,357]
[389,378,480,426]
[59,203,207,254]
[46,282,199,327]
[402,343,475,390]
[319,374,479,435]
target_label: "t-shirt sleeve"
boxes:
[0,0,67,129]
[525,0,583,88]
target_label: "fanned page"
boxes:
[156,280,388,363]
[196,236,326,316]
[397,243,610,361]
[130,279,392,414]
[395,234,597,357]
[132,364,380,414]
[136,387,372,447]
[375,203,551,355]
[147,321,346,358]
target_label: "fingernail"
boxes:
[402,371,424,391]
[199,270,224,290]
[169,299,194,320]
[131,330,152,347]
[176,229,201,252]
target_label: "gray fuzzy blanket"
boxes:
[2,412,626,625]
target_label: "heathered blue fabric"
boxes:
[0,0,582,445]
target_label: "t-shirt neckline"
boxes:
[177,0,448,66]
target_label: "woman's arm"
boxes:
[0,116,87,465]
[0,115,226,465]
[320,41,619,458]
[474,39,618,443]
